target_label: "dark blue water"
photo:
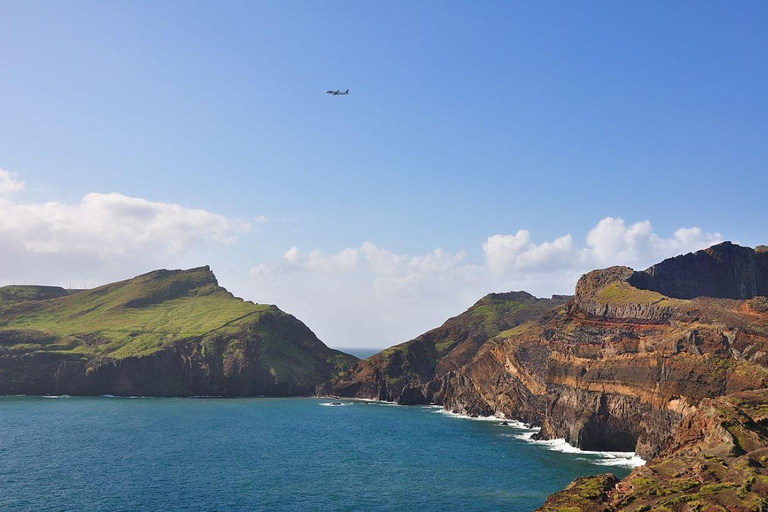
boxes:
[0,397,635,511]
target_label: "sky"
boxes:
[1,1,767,349]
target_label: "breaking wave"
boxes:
[512,431,645,467]
[435,408,645,468]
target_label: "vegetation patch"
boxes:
[750,296,768,313]
[0,285,72,306]
[593,280,679,306]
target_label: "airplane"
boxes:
[326,89,349,96]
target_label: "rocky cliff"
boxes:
[0,267,357,396]
[536,389,768,511]
[628,242,768,300]
[320,241,768,507]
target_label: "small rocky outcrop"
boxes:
[536,474,620,512]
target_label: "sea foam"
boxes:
[512,431,645,467]
[437,408,645,468]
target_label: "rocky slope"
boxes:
[536,389,768,511]
[318,292,570,407]
[0,267,357,396]
[321,242,768,507]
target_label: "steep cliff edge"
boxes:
[0,267,357,396]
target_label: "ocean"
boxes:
[0,396,639,511]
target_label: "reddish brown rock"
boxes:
[536,390,768,511]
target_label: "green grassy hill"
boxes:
[0,267,357,396]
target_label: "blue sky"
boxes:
[1,1,767,348]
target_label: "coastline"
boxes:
[320,396,646,468]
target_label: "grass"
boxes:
[0,267,356,376]
[0,273,265,359]
[592,280,681,306]
[496,321,536,339]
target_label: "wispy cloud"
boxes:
[0,169,25,195]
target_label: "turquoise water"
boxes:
[0,397,635,511]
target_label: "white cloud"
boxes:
[650,226,723,258]
[247,217,723,348]
[578,217,723,267]
[0,169,25,195]
[0,192,250,256]
[254,242,467,291]
[280,246,359,273]
[0,190,251,285]
[483,231,575,272]
[360,242,466,277]
[482,217,722,274]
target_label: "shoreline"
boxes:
[320,396,647,468]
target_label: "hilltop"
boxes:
[0,266,357,396]
[0,285,75,306]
